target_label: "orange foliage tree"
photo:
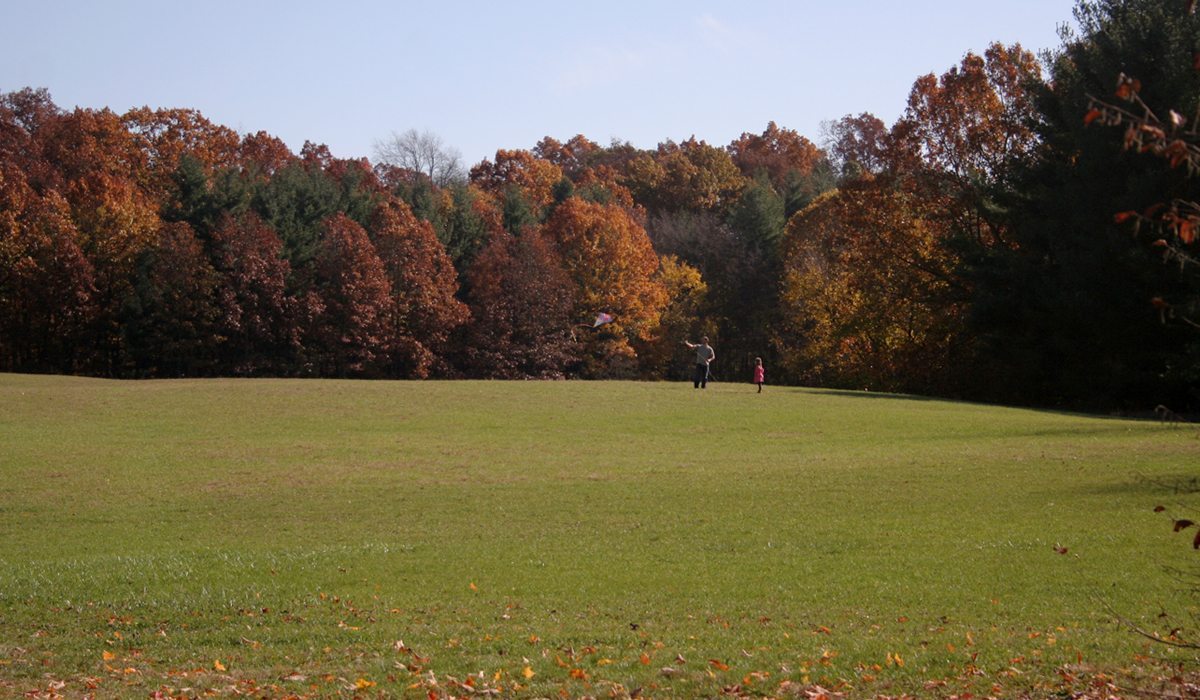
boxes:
[624,137,747,215]
[776,181,968,393]
[534,135,602,179]
[541,198,667,377]
[636,254,708,379]
[123,107,242,203]
[469,148,565,213]
[729,122,823,184]
[782,43,1042,392]
[38,107,161,372]
[0,163,95,371]
[904,43,1041,182]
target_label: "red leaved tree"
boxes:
[209,212,299,374]
[728,121,825,194]
[461,228,578,378]
[0,163,95,372]
[368,199,469,377]
[310,213,393,377]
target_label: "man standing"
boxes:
[684,336,715,389]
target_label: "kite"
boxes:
[592,312,614,328]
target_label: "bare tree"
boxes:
[373,128,464,186]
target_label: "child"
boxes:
[753,357,764,393]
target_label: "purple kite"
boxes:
[592,312,614,328]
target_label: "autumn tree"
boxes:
[368,200,469,377]
[208,212,298,375]
[123,107,242,204]
[776,181,970,394]
[469,149,565,214]
[728,122,834,216]
[624,137,747,215]
[534,135,601,179]
[238,130,296,179]
[635,254,708,380]
[459,228,578,378]
[824,112,905,179]
[542,197,667,377]
[905,43,1042,182]
[35,107,161,373]
[783,43,1043,397]
[0,88,61,193]
[0,165,94,372]
[308,213,393,377]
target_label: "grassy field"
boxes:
[2,373,1199,698]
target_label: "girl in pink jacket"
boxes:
[753,357,765,393]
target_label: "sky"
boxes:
[1,1,1081,168]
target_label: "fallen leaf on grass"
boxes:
[213,660,226,672]
[709,659,730,671]
[522,666,535,680]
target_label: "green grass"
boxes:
[2,374,1199,698]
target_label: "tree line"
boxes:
[2,0,1197,412]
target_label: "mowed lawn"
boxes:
[2,374,1199,698]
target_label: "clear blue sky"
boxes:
[2,1,1079,168]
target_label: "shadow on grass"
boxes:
[1079,473,1200,498]
[802,387,1200,426]
[1133,473,1200,495]
[804,388,938,402]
